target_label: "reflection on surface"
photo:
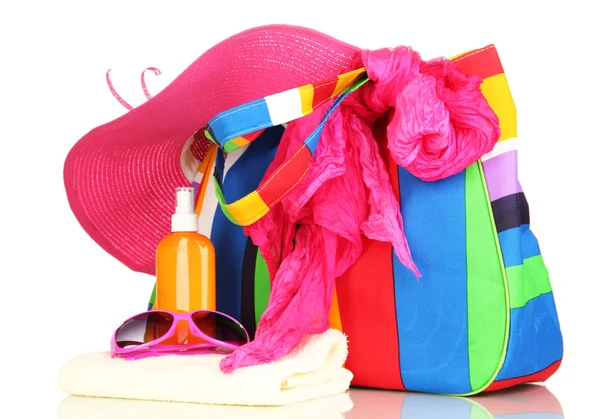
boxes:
[58,392,353,419]
[345,384,563,418]
[58,384,562,419]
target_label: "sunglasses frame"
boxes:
[110,309,250,360]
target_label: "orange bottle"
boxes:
[155,187,216,344]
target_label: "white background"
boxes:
[1,0,598,417]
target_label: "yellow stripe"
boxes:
[197,143,217,175]
[299,84,314,115]
[480,73,517,142]
[232,136,251,147]
[226,191,269,226]
[195,145,218,214]
[328,286,343,332]
[331,67,366,98]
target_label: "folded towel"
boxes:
[58,329,352,406]
[58,393,353,419]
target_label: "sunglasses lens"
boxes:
[191,311,248,346]
[115,312,174,348]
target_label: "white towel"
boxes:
[58,329,352,406]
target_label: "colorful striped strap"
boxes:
[208,69,369,226]
[205,68,367,153]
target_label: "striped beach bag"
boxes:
[149,44,563,394]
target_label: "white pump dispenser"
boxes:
[171,187,199,232]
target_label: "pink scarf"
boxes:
[220,46,500,373]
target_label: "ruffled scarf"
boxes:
[220,46,500,372]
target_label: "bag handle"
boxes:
[206,69,369,226]
[205,68,367,153]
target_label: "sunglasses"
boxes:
[110,310,249,360]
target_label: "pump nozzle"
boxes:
[171,187,199,232]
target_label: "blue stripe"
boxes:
[211,126,281,322]
[207,98,271,145]
[498,224,541,267]
[400,394,472,419]
[304,125,324,155]
[304,83,360,155]
[496,292,563,380]
[215,146,225,181]
[394,168,471,393]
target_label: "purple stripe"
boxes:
[482,150,522,201]
[191,181,201,198]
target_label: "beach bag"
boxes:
[147,44,563,395]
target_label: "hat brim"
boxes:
[63,25,360,274]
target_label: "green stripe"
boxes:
[349,75,370,92]
[204,129,217,145]
[148,282,156,310]
[213,177,239,225]
[224,142,240,153]
[254,249,271,326]
[506,254,551,309]
[465,163,508,391]
[469,402,494,419]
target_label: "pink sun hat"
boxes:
[63,25,360,275]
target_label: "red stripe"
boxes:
[336,117,405,391]
[345,388,407,415]
[257,145,312,207]
[381,115,405,388]
[453,45,504,79]
[240,129,264,144]
[337,239,405,390]
[311,77,338,109]
[484,359,562,392]
[475,383,563,415]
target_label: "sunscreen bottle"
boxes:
[155,187,216,344]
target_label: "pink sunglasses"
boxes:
[110,310,250,360]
